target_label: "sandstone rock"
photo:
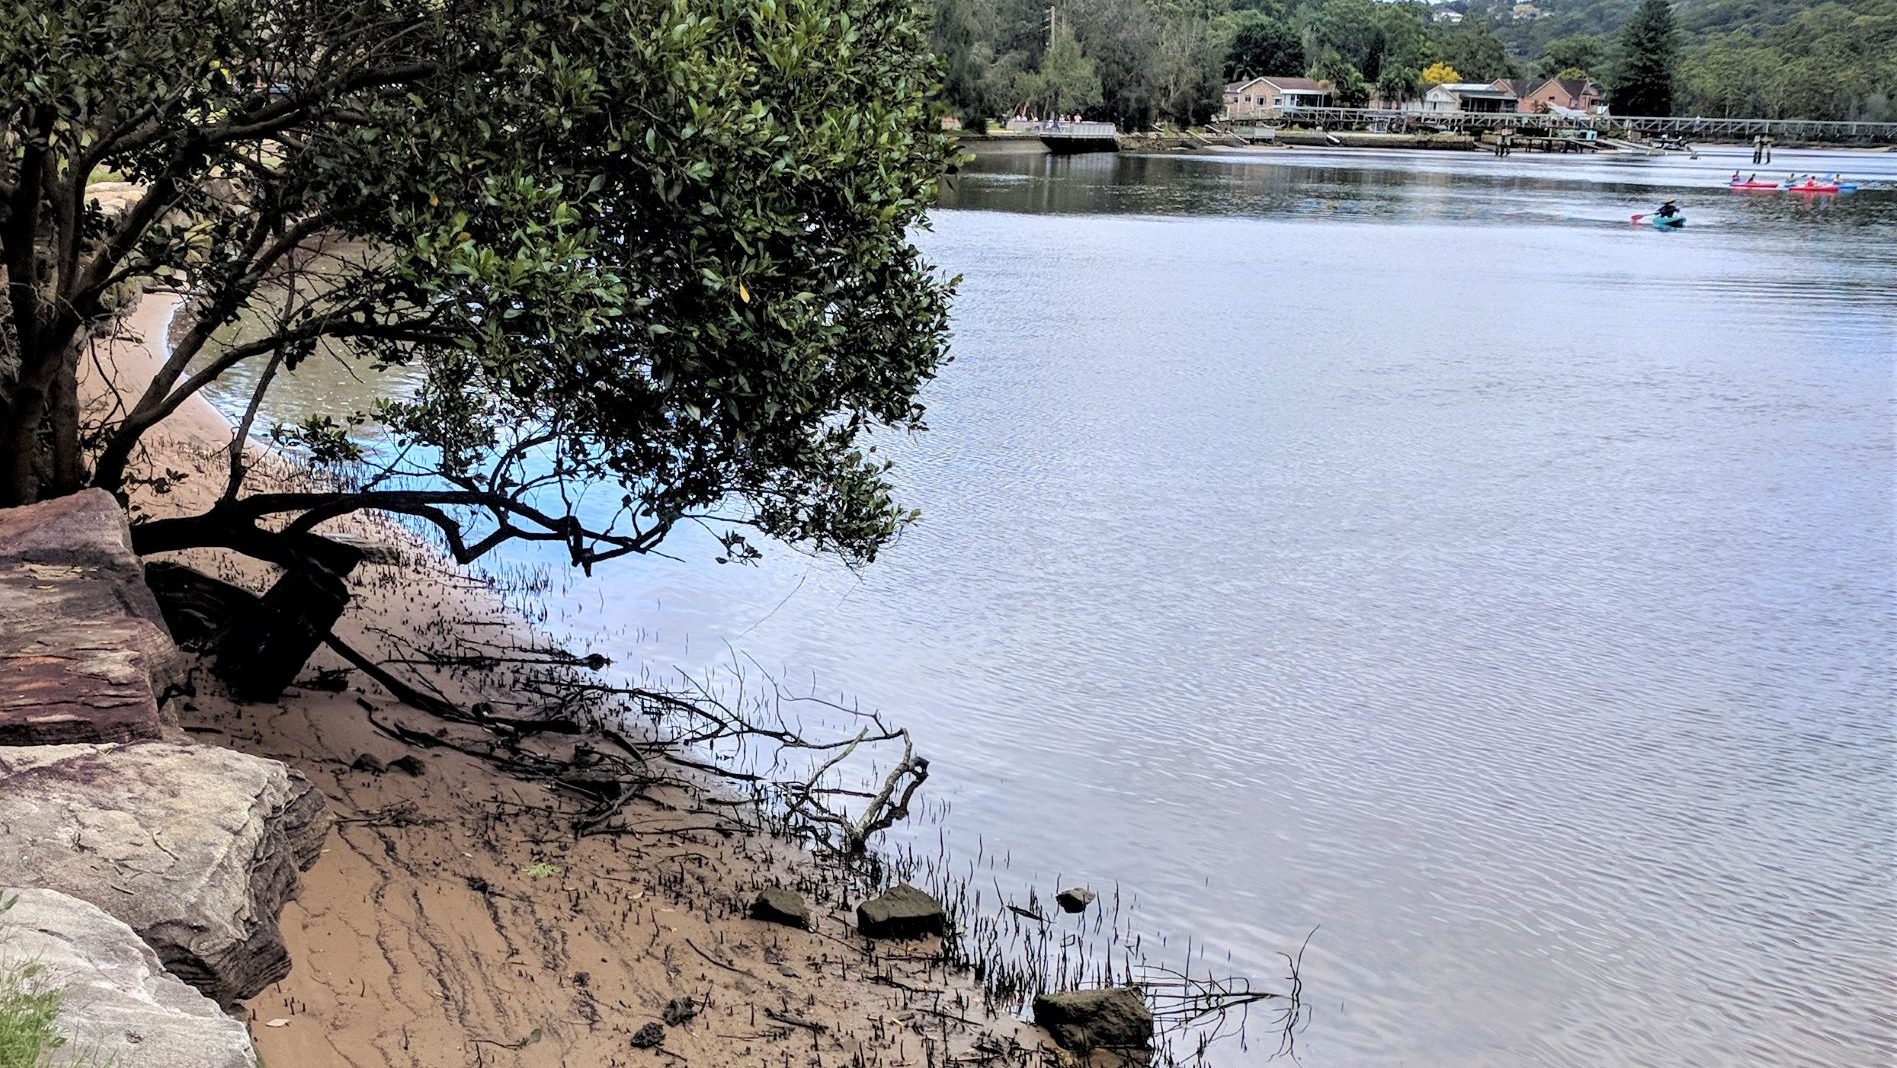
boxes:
[1033,985,1152,1053]
[1056,886,1096,914]
[750,887,811,929]
[0,742,329,1008]
[0,887,258,1068]
[0,489,183,745]
[856,883,946,939]
[0,642,163,746]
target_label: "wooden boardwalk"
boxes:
[1218,108,1897,145]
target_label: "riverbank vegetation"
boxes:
[933,0,1517,127]
[930,0,1896,127]
[1,0,954,586]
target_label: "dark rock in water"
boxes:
[1033,986,1152,1053]
[388,754,426,776]
[663,995,699,1026]
[750,886,810,928]
[631,1021,666,1048]
[215,565,349,702]
[1056,886,1096,914]
[856,883,946,939]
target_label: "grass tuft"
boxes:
[0,896,68,1068]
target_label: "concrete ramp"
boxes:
[1599,136,1663,155]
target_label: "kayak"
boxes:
[1651,214,1686,229]
[1728,181,1779,190]
[1787,183,1842,193]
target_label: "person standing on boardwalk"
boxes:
[1763,135,1774,163]
[1752,134,1763,164]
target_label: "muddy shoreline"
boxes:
[59,292,1081,1067]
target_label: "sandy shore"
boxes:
[82,295,1054,1067]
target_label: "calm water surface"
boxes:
[574,147,1897,1067]
[223,146,1897,1066]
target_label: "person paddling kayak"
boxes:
[1634,199,1685,227]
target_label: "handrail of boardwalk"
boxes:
[1036,121,1120,139]
[1214,107,1897,144]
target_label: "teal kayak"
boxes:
[1651,214,1686,229]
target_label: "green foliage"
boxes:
[1613,0,1680,114]
[929,0,1889,127]
[1031,25,1105,114]
[1311,52,1372,105]
[1433,19,1519,80]
[1377,64,1422,104]
[0,965,66,1068]
[1065,0,1155,125]
[1303,0,1385,76]
[1678,0,1897,119]
[1,0,956,566]
[1538,33,1607,76]
[1226,10,1305,78]
[1479,0,1890,120]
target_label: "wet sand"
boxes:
[81,292,1054,1068]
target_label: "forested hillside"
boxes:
[1486,0,1896,120]
[932,0,1897,127]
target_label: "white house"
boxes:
[1423,82,1519,113]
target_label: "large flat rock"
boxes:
[0,489,182,745]
[0,742,329,1008]
[0,887,258,1068]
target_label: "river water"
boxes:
[210,145,1897,1066]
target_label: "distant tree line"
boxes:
[931,0,1519,129]
[930,0,1895,128]
[1678,0,1897,121]
[1493,0,1894,120]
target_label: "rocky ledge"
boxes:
[0,489,181,745]
[0,489,332,1066]
[0,741,329,1008]
[0,887,258,1068]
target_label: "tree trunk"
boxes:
[0,403,46,507]
[0,341,87,508]
[49,347,83,493]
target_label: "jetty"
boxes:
[1212,107,1897,146]
[1037,120,1120,154]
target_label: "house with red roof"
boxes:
[1520,77,1607,115]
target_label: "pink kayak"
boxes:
[1728,181,1779,190]
[1787,182,1842,193]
